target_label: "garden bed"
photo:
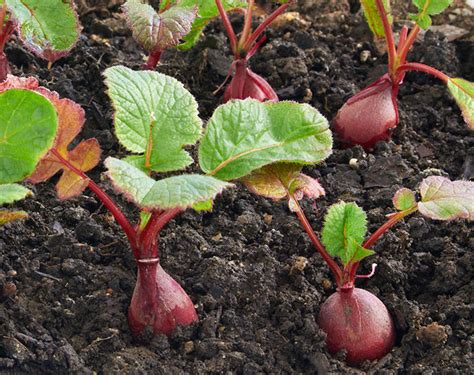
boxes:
[0,1,472,373]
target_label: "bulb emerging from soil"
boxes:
[0,53,9,82]
[333,74,399,150]
[128,259,198,337]
[224,59,278,102]
[318,287,396,365]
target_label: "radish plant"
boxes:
[0,69,231,337]
[333,0,474,149]
[123,0,245,69]
[0,87,58,224]
[215,0,291,102]
[0,0,80,82]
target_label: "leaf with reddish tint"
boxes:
[0,76,101,200]
[242,163,325,204]
[0,209,27,225]
[417,176,474,220]
[5,0,80,63]
[447,78,474,129]
[360,0,392,38]
[123,0,197,52]
[393,188,417,211]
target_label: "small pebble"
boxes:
[263,214,273,225]
[360,50,371,63]
[2,282,17,298]
[183,341,194,354]
[7,270,17,278]
[290,256,308,275]
[349,158,359,169]
[322,278,332,290]
[416,322,448,347]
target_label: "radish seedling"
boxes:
[0,87,58,224]
[215,0,291,101]
[334,0,474,149]
[123,0,245,69]
[0,0,80,82]
[0,69,232,337]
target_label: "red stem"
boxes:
[397,26,408,56]
[239,0,254,49]
[292,198,343,285]
[349,206,417,280]
[397,25,420,65]
[374,0,397,77]
[143,50,162,70]
[243,2,290,52]
[215,0,238,56]
[396,62,449,83]
[50,149,138,254]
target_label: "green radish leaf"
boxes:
[0,89,58,184]
[417,176,474,220]
[410,0,453,30]
[104,66,202,173]
[105,157,232,210]
[393,188,417,211]
[241,163,325,203]
[360,0,392,38]
[0,183,31,205]
[447,78,474,129]
[163,0,247,50]
[5,0,80,62]
[347,237,375,263]
[0,210,28,225]
[123,0,197,52]
[199,99,332,181]
[321,202,368,266]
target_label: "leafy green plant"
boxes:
[215,0,290,102]
[0,87,58,224]
[0,68,233,337]
[0,0,80,82]
[123,0,245,69]
[333,0,474,149]
[199,100,474,363]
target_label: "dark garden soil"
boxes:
[0,1,473,374]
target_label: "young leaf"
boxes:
[123,0,197,52]
[199,99,332,181]
[168,0,247,50]
[393,188,417,211]
[410,0,453,30]
[0,76,103,200]
[0,210,27,225]
[241,163,325,202]
[5,0,80,62]
[447,78,474,129]
[0,183,31,205]
[321,202,368,265]
[105,157,232,210]
[360,0,392,38]
[0,89,58,184]
[104,66,202,173]
[417,176,474,220]
[347,238,375,263]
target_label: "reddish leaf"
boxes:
[0,76,101,199]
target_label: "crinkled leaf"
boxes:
[0,88,57,184]
[241,163,325,204]
[164,0,247,49]
[5,0,80,62]
[447,78,474,129]
[0,76,102,200]
[199,99,332,181]
[104,66,201,173]
[321,202,368,266]
[417,176,474,220]
[393,187,417,211]
[105,157,232,210]
[123,0,197,52]
[0,210,27,225]
[410,0,453,30]
[360,0,392,38]
[0,183,31,205]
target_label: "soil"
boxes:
[1,1,473,374]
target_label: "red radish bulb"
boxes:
[224,59,278,102]
[333,74,399,149]
[0,53,9,82]
[128,260,198,337]
[318,287,395,365]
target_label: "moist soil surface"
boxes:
[1,1,473,374]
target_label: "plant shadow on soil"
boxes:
[0,1,473,374]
